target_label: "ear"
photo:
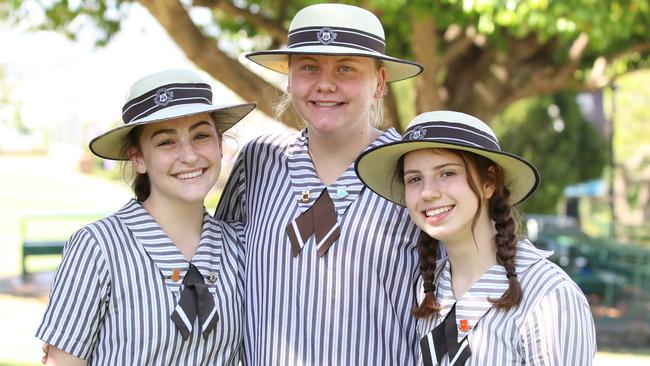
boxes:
[373,67,388,99]
[128,146,147,175]
[482,166,497,200]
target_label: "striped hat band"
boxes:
[122,82,212,125]
[403,120,501,152]
[288,26,385,54]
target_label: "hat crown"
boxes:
[125,69,206,103]
[407,111,497,142]
[289,3,385,40]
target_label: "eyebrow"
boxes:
[149,120,213,140]
[293,56,362,64]
[403,162,463,175]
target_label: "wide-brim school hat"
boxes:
[355,110,540,206]
[89,69,256,160]
[245,3,423,82]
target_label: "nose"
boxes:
[316,69,336,93]
[178,140,199,163]
[421,179,441,200]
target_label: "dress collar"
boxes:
[115,199,220,291]
[286,128,401,216]
[432,240,552,342]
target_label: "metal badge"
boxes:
[336,186,348,198]
[301,189,310,202]
[207,272,218,284]
[317,27,337,45]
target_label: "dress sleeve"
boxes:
[520,282,597,365]
[215,141,250,224]
[35,226,110,360]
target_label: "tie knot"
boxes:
[182,263,205,286]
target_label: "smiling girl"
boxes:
[36,69,254,365]
[357,110,596,365]
[214,3,426,364]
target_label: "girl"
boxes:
[36,69,255,365]
[215,3,425,365]
[356,110,596,365]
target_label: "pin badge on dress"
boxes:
[459,319,470,332]
[336,186,348,198]
[171,269,181,282]
[207,272,218,284]
[301,189,310,202]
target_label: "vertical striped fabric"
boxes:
[417,240,597,365]
[215,129,421,365]
[36,200,245,365]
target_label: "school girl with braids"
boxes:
[356,110,596,365]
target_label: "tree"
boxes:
[3,0,649,130]
[494,92,607,214]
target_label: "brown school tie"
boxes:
[170,263,219,340]
[286,188,341,257]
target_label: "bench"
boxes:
[20,211,108,280]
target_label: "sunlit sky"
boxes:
[0,1,285,147]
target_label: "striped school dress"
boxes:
[36,199,245,365]
[215,129,421,365]
[417,240,597,365]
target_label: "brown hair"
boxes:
[124,125,150,202]
[397,149,523,318]
[275,57,386,128]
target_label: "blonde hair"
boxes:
[275,58,386,128]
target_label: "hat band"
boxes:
[121,83,212,124]
[404,121,501,151]
[288,26,385,54]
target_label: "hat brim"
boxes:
[89,102,256,160]
[246,47,423,82]
[355,140,540,206]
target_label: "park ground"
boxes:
[1,153,649,365]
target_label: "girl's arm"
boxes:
[45,346,87,366]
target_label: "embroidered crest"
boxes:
[410,126,427,140]
[154,88,174,106]
[316,27,337,45]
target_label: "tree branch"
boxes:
[138,0,301,128]
[191,0,287,44]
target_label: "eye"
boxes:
[194,132,211,140]
[404,175,421,184]
[301,64,318,72]
[338,65,353,72]
[156,139,174,147]
[440,170,456,178]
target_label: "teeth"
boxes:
[315,102,340,107]
[425,206,452,217]
[176,170,203,180]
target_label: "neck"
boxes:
[142,196,204,259]
[307,124,382,185]
[443,214,497,299]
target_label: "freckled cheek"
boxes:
[404,188,420,212]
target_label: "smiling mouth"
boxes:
[174,169,205,180]
[311,101,344,107]
[423,205,454,218]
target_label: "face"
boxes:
[403,149,494,244]
[287,54,386,135]
[128,113,222,206]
